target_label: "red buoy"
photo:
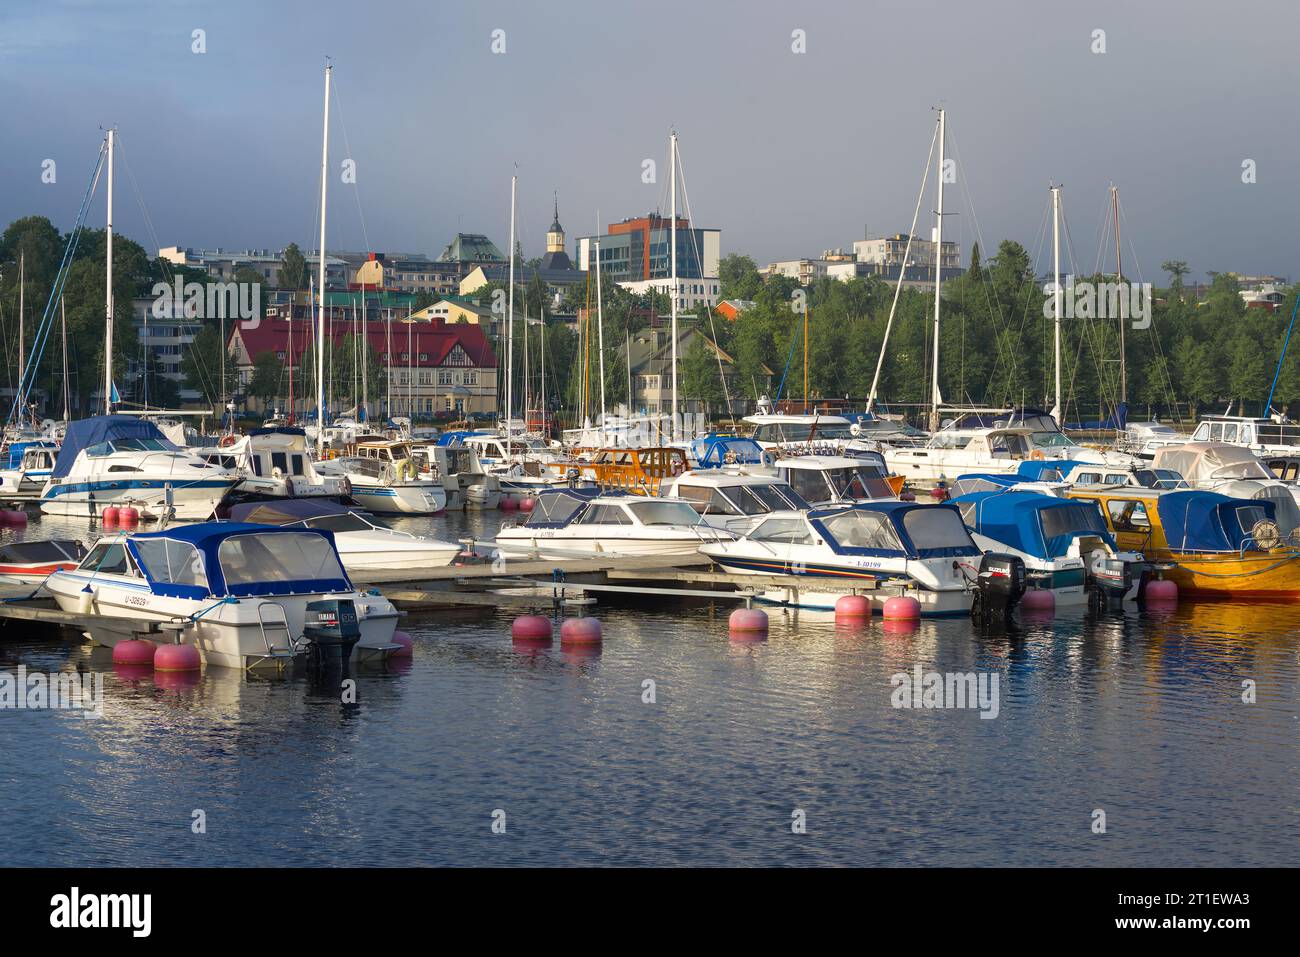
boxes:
[390,630,414,657]
[930,485,949,502]
[500,495,518,511]
[834,594,872,619]
[519,497,536,512]
[101,506,120,526]
[511,615,553,641]
[112,638,156,666]
[882,595,922,620]
[560,617,602,644]
[154,643,201,672]
[1145,579,1178,603]
[728,607,769,635]
[119,506,139,526]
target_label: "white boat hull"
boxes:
[39,480,236,520]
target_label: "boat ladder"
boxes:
[250,601,299,669]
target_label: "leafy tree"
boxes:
[248,350,283,406]
[278,243,307,290]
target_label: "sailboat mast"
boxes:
[505,173,516,433]
[1112,184,1127,406]
[928,109,944,433]
[287,302,295,423]
[17,252,24,403]
[385,308,392,421]
[361,287,368,423]
[670,130,679,440]
[596,237,606,444]
[104,127,115,415]
[315,63,331,454]
[1051,184,1063,422]
[61,295,69,423]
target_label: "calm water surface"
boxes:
[1,509,1297,866]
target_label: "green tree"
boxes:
[278,243,307,290]
[248,350,283,406]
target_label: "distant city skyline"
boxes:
[2,0,1297,283]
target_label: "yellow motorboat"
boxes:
[1065,486,1300,599]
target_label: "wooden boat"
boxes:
[577,447,688,495]
[1065,487,1300,598]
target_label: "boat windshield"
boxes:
[300,513,382,533]
[133,538,210,590]
[1039,503,1108,541]
[628,501,700,526]
[820,510,905,551]
[86,438,175,456]
[217,532,346,591]
[1030,431,1075,449]
[1134,468,1187,490]
[900,507,978,554]
[754,423,854,443]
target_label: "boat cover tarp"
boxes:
[952,489,1115,560]
[691,434,767,468]
[51,415,175,480]
[1156,490,1276,553]
[125,522,351,598]
[1151,443,1273,483]
[228,499,351,524]
[808,501,980,560]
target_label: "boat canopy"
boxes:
[521,487,601,528]
[436,430,493,447]
[228,499,352,524]
[124,522,351,599]
[52,415,178,480]
[249,426,307,438]
[691,434,767,468]
[1151,443,1273,483]
[808,501,980,560]
[1156,490,1277,553]
[953,490,1115,561]
[5,440,58,469]
[951,473,1022,496]
[1015,459,1090,482]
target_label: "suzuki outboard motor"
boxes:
[971,552,1027,627]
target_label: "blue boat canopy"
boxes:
[808,501,980,560]
[1156,489,1276,553]
[124,522,352,599]
[52,415,177,480]
[953,489,1115,560]
[5,439,58,470]
[436,430,493,447]
[691,433,768,468]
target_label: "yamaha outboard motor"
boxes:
[1087,556,1133,610]
[971,553,1027,627]
[303,598,361,664]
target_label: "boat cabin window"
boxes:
[1106,499,1151,531]
[526,495,589,526]
[577,504,632,525]
[989,433,1032,458]
[1191,423,1210,441]
[1073,472,1102,485]
[1267,459,1300,480]
[1102,473,1129,485]
[901,507,975,552]
[827,467,893,500]
[1040,503,1108,541]
[1030,431,1074,449]
[677,485,741,515]
[86,438,172,456]
[786,467,832,503]
[270,452,289,473]
[822,510,904,551]
[133,539,209,590]
[628,501,699,526]
[79,542,140,577]
[1223,424,1239,443]
[1135,468,1185,490]
[217,532,346,588]
[1236,506,1269,537]
[749,518,814,545]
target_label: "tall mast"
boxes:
[669,130,679,440]
[1051,184,1063,422]
[315,62,331,453]
[17,251,24,402]
[928,109,944,433]
[505,173,517,434]
[287,301,295,423]
[361,287,368,423]
[385,308,392,421]
[60,295,69,423]
[1112,184,1127,407]
[104,127,115,415]
[595,237,606,444]
[803,299,810,408]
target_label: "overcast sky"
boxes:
[2,0,1296,282]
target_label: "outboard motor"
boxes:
[1087,556,1133,609]
[303,598,361,664]
[971,552,1027,627]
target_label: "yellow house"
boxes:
[408,298,497,328]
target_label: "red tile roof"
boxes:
[231,317,497,369]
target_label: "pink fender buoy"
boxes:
[390,630,414,657]
[1020,588,1056,614]
[154,643,201,672]
[112,638,156,666]
[834,594,872,619]
[882,595,922,620]
[899,489,916,502]
[500,495,518,511]
[1145,579,1178,603]
[560,617,602,644]
[519,497,536,512]
[1,509,27,526]
[119,506,139,526]
[930,485,949,502]
[511,615,553,641]
[101,505,120,526]
[728,607,769,635]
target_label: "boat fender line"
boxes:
[186,595,240,622]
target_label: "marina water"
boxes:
[1,509,1296,867]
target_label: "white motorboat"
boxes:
[39,415,240,520]
[952,489,1148,605]
[494,488,732,562]
[884,423,1138,484]
[314,441,446,514]
[43,522,402,669]
[661,469,810,534]
[0,439,59,501]
[699,501,979,614]
[199,427,349,503]
[773,453,901,504]
[228,499,461,573]
[0,539,87,585]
